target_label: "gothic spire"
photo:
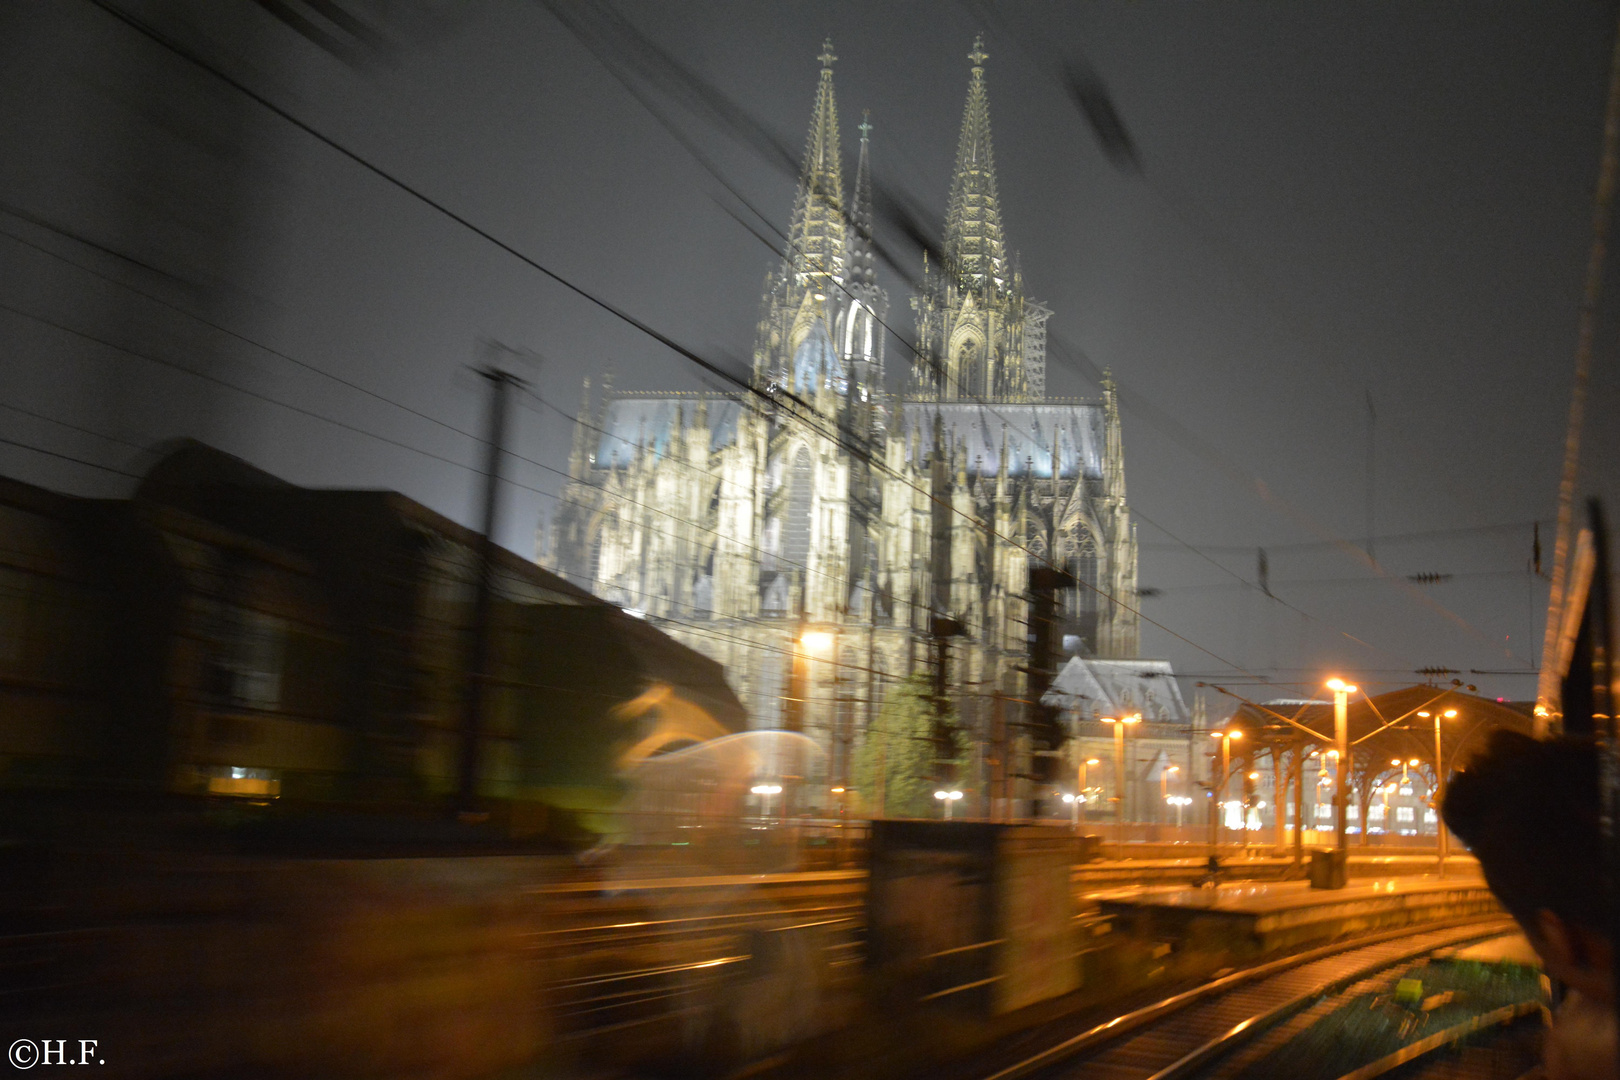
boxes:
[942,36,1008,292]
[786,39,846,292]
[847,110,876,287]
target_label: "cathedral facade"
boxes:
[543,40,1139,805]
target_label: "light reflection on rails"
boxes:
[972,917,1520,1080]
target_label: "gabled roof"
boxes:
[1044,656,1190,724]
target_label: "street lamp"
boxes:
[934,789,964,821]
[1166,794,1192,827]
[1062,791,1082,831]
[1416,708,1458,874]
[1325,678,1358,852]
[800,630,834,654]
[1209,728,1242,850]
[750,783,783,822]
[1160,764,1181,805]
[1080,757,1100,802]
[1101,714,1142,825]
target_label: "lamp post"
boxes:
[1080,757,1100,806]
[1063,792,1081,831]
[750,783,782,823]
[1160,764,1181,804]
[1325,678,1358,852]
[1209,728,1242,850]
[1167,795,1191,827]
[1101,714,1142,826]
[934,788,963,821]
[799,628,836,788]
[1416,708,1458,875]
[1161,764,1181,826]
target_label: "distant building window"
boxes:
[207,606,286,712]
[1347,805,1359,821]
[1396,806,1415,823]
[1316,804,1332,821]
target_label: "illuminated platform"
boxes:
[1441,932,1540,967]
[1092,874,1501,954]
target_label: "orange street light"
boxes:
[1101,714,1142,823]
[1325,678,1358,856]
[1209,728,1243,850]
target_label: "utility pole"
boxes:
[458,361,526,820]
[929,614,963,794]
[1026,565,1075,819]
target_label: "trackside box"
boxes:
[866,821,1079,1014]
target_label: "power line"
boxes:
[0,219,482,446]
[78,0,1281,683]
[528,5,1518,676]
[0,300,479,476]
[1139,520,1549,556]
[0,436,143,479]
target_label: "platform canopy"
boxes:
[1224,685,1534,780]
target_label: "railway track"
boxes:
[972,916,1525,1080]
[525,863,1494,1045]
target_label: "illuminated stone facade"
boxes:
[542,40,1139,803]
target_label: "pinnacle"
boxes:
[943,37,1007,291]
[788,40,846,290]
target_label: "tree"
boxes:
[852,675,970,819]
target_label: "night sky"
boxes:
[3,1,1617,705]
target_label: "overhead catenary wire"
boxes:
[530,1,1523,674]
[71,0,1390,689]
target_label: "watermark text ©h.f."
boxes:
[7,1040,101,1068]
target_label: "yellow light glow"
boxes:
[1326,677,1348,692]
[1248,771,1260,780]
[1418,711,1430,718]
[1392,758,1402,766]
[830,786,845,794]
[1166,765,1180,774]
[1122,713,1142,724]
[1086,758,1100,765]
[1443,709,1457,718]
[1409,758,1420,766]
[1229,730,1243,740]
[800,630,834,654]
[1101,716,1118,724]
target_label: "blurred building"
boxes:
[1043,656,1195,824]
[544,40,1139,803]
[0,441,743,834]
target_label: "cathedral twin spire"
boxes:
[786,36,1008,297]
[942,37,1009,294]
[777,36,1031,401]
[786,39,847,293]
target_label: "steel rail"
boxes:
[1143,924,1522,1080]
[979,916,1513,1080]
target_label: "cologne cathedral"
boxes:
[544,39,1141,798]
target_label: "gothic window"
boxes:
[782,446,813,571]
[756,652,782,729]
[956,339,982,398]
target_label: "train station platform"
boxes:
[1092,873,1501,954]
